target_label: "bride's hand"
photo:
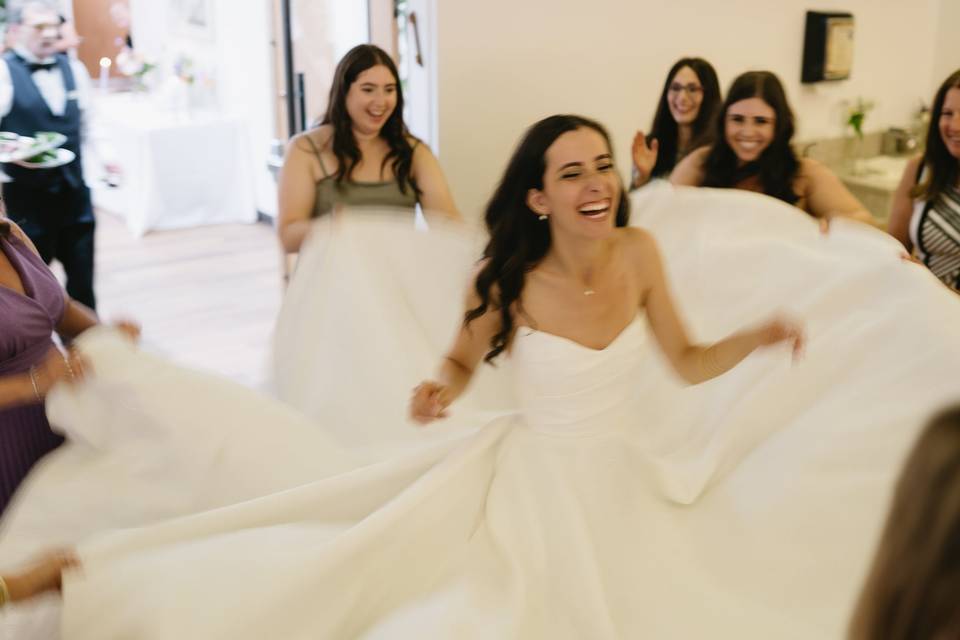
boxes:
[409,381,451,425]
[753,317,805,361]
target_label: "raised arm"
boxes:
[630,130,660,189]
[887,156,923,252]
[410,276,499,423]
[630,229,803,384]
[277,132,325,253]
[411,142,462,221]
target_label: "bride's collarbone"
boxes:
[528,261,637,302]
[515,288,640,350]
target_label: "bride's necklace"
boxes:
[542,253,606,298]
[579,273,597,297]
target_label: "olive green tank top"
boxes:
[305,136,419,218]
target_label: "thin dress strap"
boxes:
[303,134,331,179]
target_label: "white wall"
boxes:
[128,1,276,216]
[436,0,945,218]
[128,0,375,217]
[211,0,276,217]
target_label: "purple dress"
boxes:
[0,232,66,514]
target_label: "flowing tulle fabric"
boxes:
[0,183,957,639]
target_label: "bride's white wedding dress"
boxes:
[56,314,889,639]
[1,183,959,638]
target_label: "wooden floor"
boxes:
[90,212,283,390]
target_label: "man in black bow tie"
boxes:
[0,0,100,311]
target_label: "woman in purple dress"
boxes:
[0,216,134,514]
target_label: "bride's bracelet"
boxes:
[28,365,42,402]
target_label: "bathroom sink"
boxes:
[841,155,911,191]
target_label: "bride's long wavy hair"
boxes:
[465,115,630,363]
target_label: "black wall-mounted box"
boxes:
[801,11,855,83]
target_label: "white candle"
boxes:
[99,57,112,91]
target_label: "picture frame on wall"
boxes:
[170,0,215,41]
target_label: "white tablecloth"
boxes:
[89,93,257,236]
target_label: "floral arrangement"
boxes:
[173,54,196,85]
[846,97,875,140]
[115,48,156,81]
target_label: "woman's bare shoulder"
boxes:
[290,125,334,155]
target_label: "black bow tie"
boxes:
[27,61,57,73]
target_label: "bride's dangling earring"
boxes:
[538,215,548,221]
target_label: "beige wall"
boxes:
[435,0,944,219]
[368,0,398,60]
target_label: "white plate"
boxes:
[11,147,76,169]
[0,131,68,163]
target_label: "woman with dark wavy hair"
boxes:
[888,69,960,291]
[631,57,721,188]
[672,71,873,227]
[278,44,460,253]
[848,405,960,640]
[410,114,802,420]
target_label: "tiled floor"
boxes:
[90,211,283,389]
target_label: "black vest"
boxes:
[0,52,84,190]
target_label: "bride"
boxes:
[2,113,957,638]
[54,116,820,639]
[409,114,800,425]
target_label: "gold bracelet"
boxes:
[0,575,10,607]
[28,366,42,402]
[63,354,75,380]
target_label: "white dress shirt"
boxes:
[0,46,93,119]
[0,47,111,175]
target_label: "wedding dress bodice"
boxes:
[510,317,645,435]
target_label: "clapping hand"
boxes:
[631,131,659,188]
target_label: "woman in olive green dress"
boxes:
[278,44,461,254]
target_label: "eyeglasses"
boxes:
[668,83,703,96]
[25,22,61,32]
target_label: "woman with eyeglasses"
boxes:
[671,71,874,227]
[630,58,721,189]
